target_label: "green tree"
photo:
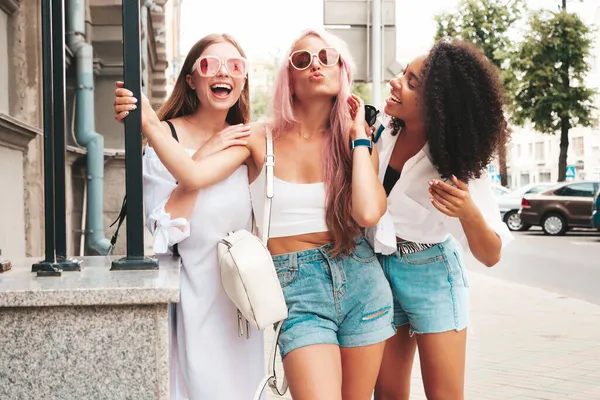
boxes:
[352,82,372,105]
[251,87,273,121]
[434,0,525,187]
[512,5,596,181]
[250,58,278,121]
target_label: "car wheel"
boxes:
[505,211,526,231]
[542,214,567,236]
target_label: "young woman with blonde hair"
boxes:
[114,33,262,399]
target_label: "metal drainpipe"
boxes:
[141,1,153,95]
[65,0,110,255]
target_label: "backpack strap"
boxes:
[262,126,274,245]
[253,321,288,400]
[109,120,180,255]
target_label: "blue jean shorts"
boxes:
[272,236,396,358]
[378,237,469,334]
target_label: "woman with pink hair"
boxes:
[117,29,395,399]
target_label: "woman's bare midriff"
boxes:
[268,231,334,255]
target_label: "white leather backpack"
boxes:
[217,127,288,399]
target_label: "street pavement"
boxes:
[264,229,600,399]
[470,228,600,306]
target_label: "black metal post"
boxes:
[32,0,61,276]
[52,0,81,272]
[111,0,158,270]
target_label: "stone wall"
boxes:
[0,115,39,259]
[2,0,44,258]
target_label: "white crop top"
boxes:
[249,165,328,239]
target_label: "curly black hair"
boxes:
[390,40,508,183]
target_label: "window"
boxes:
[520,173,530,186]
[527,185,551,194]
[539,172,552,183]
[555,182,596,197]
[535,142,544,160]
[491,186,509,197]
[572,137,584,157]
[528,143,533,156]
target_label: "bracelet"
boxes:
[351,138,372,155]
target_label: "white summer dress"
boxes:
[143,145,265,400]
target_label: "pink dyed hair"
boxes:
[270,29,359,256]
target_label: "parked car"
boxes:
[491,184,511,198]
[592,187,600,230]
[497,183,557,231]
[519,181,600,235]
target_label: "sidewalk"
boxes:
[264,272,600,400]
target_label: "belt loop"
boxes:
[318,244,331,261]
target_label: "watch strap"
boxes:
[351,138,372,154]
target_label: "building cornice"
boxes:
[0,113,41,152]
[0,0,20,15]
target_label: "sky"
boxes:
[179,0,460,63]
[178,0,599,76]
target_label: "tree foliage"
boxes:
[352,82,372,105]
[512,11,595,133]
[435,0,524,71]
[250,59,278,121]
[512,9,596,181]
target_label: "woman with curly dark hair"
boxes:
[369,39,514,400]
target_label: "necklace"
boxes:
[300,128,326,140]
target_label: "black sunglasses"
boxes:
[365,104,379,127]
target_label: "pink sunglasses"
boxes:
[192,56,248,78]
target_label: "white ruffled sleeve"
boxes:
[143,147,191,254]
[444,171,514,255]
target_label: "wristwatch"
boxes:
[351,138,372,155]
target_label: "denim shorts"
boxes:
[272,236,396,358]
[378,237,469,334]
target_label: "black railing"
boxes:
[52,0,80,272]
[110,0,158,270]
[32,0,63,277]
[34,0,158,275]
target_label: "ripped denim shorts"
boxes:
[272,236,396,358]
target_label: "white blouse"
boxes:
[367,122,514,256]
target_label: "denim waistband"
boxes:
[272,235,366,264]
